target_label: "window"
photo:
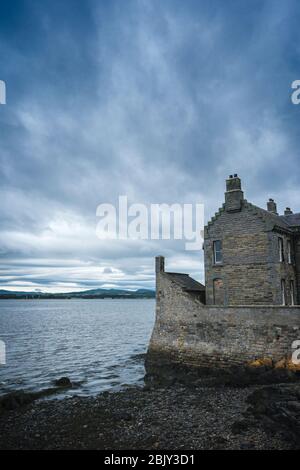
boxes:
[290,280,295,306]
[213,240,223,264]
[213,278,225,305]
[281,279,286,306]
[287,240,292,264]
[278,237,284,262]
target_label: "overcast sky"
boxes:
[0,0,300,292]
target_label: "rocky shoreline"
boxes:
[0,380,299,450]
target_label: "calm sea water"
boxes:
[0,299,155,397]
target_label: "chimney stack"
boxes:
[284,207,293,215]
[225,174,244,212]
[155,256,165,274]
[267,199,278,215]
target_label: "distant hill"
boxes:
[0,289,31,296]
[0,288,155,299]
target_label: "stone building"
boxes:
[146,176,300,383]
[205,175,300,306]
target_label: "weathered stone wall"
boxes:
[296,235,300,305]
[147,272,300,381]
[205,205,271,305]
[204,203,298,306]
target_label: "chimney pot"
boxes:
[267,199,278,215]
[284,207,293,215]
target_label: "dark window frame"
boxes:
[290,280,295,306]
[278,237,284,263]
[287,240,292,264]
[281,279,286,305]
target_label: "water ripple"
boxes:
[0,299,155,397]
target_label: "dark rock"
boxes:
[115,412,133,421]
[54,377,72,387]
[231,419,252,434]
[246,384,300,445]
[0,392,35,411]
[240,442,255,450]
[287,401,300,412]
[0,384,74,414]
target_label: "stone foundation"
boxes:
[146,271,300,386]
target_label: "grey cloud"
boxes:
[1,0,300,291]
